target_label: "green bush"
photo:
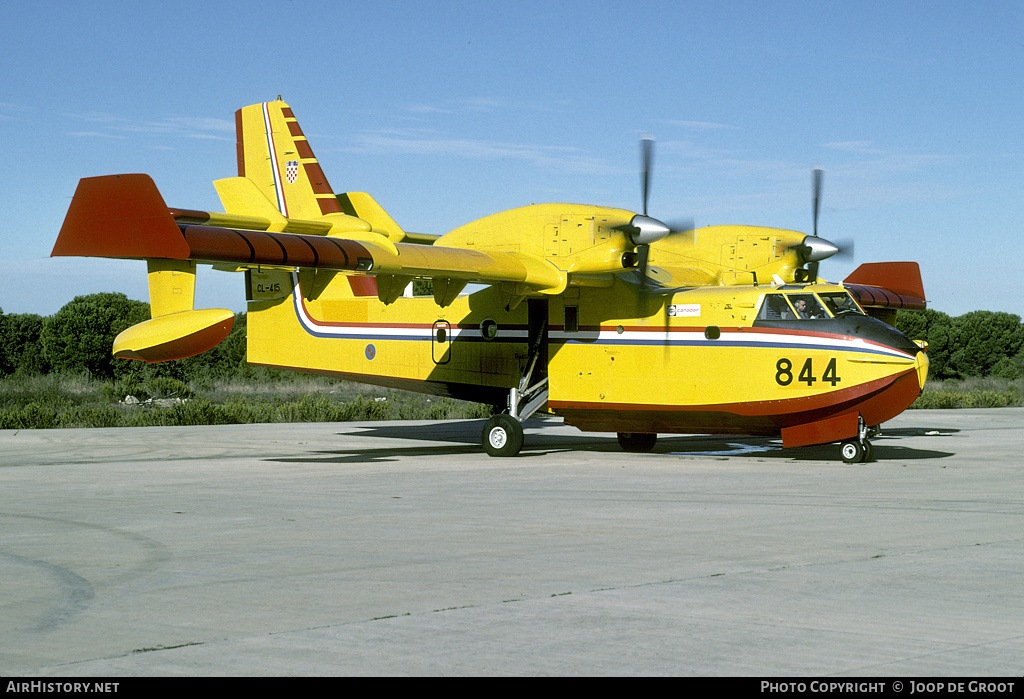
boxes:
[0,312,49,375]
[911,377,1024,409]
[40,293,149,380]
[1,402,58,429]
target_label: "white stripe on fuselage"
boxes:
[288,278,911,360]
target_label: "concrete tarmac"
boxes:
[1,409,1023,676]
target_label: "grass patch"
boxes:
[8,371,1021,430]
[0,372,491,430]
[910,377,1024,409]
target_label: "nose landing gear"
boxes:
[840,438,873,463]
[840,417,876,463]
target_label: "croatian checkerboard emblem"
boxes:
[285,161,299,184]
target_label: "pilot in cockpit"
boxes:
[793,298,821,319]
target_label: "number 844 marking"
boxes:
[775,357,840,386]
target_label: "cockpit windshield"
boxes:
[819,291,865,317]
[786,294,828,319]
[756,292,832,321]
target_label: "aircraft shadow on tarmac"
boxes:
[266,418,957,464]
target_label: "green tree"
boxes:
[0,312,50,375]
[896,308,954,379]
[947,311,1024,378]
[894,310,927,343]
[40,293,150,379]
[990,352,1024,380]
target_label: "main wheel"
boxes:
[617,432,658,453]
[482,414,524,457]
[840,439,866,464]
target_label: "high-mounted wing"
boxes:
[52,173,566,302]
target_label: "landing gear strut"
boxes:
[481,300,548,457]
[482,363,548,458]
[840,417,875,464]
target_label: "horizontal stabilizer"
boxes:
[113,308,235,363]
[337,192,405,242]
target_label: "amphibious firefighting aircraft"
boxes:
[52,99,928,463]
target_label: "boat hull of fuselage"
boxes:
[248,277,927,448]
[546,323,927,446]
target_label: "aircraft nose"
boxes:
[915,346,930,390]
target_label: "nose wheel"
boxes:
[840,417,875,463]
[840,438,873,463]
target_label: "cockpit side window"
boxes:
[786,294,828,319]
[757,294,795,320]
[819,291,865,317]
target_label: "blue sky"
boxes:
[2,0,1022,318]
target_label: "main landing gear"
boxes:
[840,417,876,464]
[481,378,548,457]
[617,432,658,452]
[483,414,524,457]
[482,301,548,458]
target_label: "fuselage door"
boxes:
[432,320,452,364]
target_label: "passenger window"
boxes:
[757,294,794,320]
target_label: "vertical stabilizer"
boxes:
[235,100,343,220]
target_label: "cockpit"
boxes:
[756,290,864,321]
[753,288,922,357]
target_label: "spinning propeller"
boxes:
[621,145,851,286]
[618,137,693,288]
[791,167,852,283]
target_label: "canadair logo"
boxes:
[285,161,299,184]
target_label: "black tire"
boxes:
[617,432,658,453]
[482,414,524,457]
[840,439,866,464]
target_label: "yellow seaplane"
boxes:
[52,99,928,463]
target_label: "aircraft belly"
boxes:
[548,326,924,440]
